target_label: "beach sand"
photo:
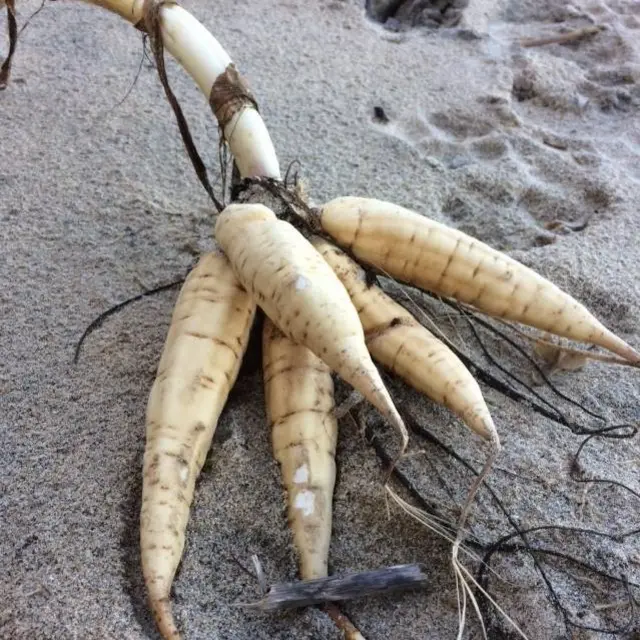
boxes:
[2,0,639,638]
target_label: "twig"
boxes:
[244,564,429,612]
[520,25,605,48]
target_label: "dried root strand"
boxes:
[520,25,605,48]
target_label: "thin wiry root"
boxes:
[385,432,530,640]
[387,486,530,640]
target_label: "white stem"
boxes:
[85,0,281,179]
[224,108,281,179]
[161,5,232,93]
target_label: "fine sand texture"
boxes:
[2,0,639,638]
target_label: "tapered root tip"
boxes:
[602,332,640,364]
[150,597,181,640]
[468,412,500,447]
[381,404,408,458]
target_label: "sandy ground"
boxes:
[2,0,640,638]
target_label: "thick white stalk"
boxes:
[85,0,280,179]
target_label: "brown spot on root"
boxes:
[150,595,181,640]
[184,331,240,357]
[274,439,333,454]
[209,63,258,130]
[468,283,487,306]
[364,317,412,343]
[264,364,328,384]
[276,408,328,422]
[348,209,365,251]
[198,375,217,389]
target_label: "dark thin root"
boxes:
[143,0,223,212]
[0,0,18,90]
[73,279,184,364]
[391,288,636,441]
[258,177,314,227]
[478,524,640,588]
[18,0,48,36]
[100,35,147,117]
[363,419,457,538]
[229,161,243,203]
[239,177,319,234]
[571,426,640,501]
[459,307,606,421]
[218,138,230,207]
[363,374,639,636]
[532,546,640,592]
[387,288,568,425]
[400,409,566,625]
[619,526,640,538]
[283,159,302,190]
[358,291,638,636]
[142,33,156,67]
[458,307,571,425]
[477,525,640,634]
[460,318,635,440]
[393,411,639,636]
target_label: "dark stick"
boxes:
[245,564,429,612]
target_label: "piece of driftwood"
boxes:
[247,563,429,612]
